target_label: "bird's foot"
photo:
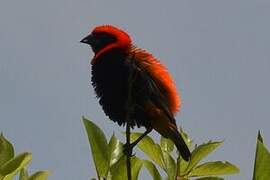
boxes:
[123,143,136,156]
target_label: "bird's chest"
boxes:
[92,57,128,95]
[91,53,130,117]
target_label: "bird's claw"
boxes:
[123,143,135,156]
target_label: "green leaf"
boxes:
[253,131,270,180]
[130,133,165,169]
[19,168,28,180]
[177,155,189,176]
[108,134,124,166]
[195,177,224,180]
[176,128,193,176]
[111,156,143,180]
[82,117,110,178]
[257,131,263,142]
[28,171,50,180]
[0,152,32,180]
[143,160,162,180]
[0,134,14,166]
[160,136,174,152]
[185,141,223,173]
[162,151,176,180]
[179,128,192,149]
[190,161,239,177]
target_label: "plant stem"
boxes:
[125,56,136,180]
[126,121,132,180]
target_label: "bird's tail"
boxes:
[145,102,191,161]
[167,127,191,161]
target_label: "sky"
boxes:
[1,0,270,179]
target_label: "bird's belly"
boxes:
[92,62,129,126]
[94,75,152,128]
[91,57,151,128]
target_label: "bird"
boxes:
[80,25,191,161]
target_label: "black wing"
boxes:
[125,57,177,127]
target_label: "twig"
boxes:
[126,120,132,180]
[125,56,136,180]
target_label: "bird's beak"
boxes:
[80,34,93,45]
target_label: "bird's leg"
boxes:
[123,128,152,155]
[130,128,152,148]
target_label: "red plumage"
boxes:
[81,25,190,161]
[129,48,180,114]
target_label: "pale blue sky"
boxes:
[1,0,270,179]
